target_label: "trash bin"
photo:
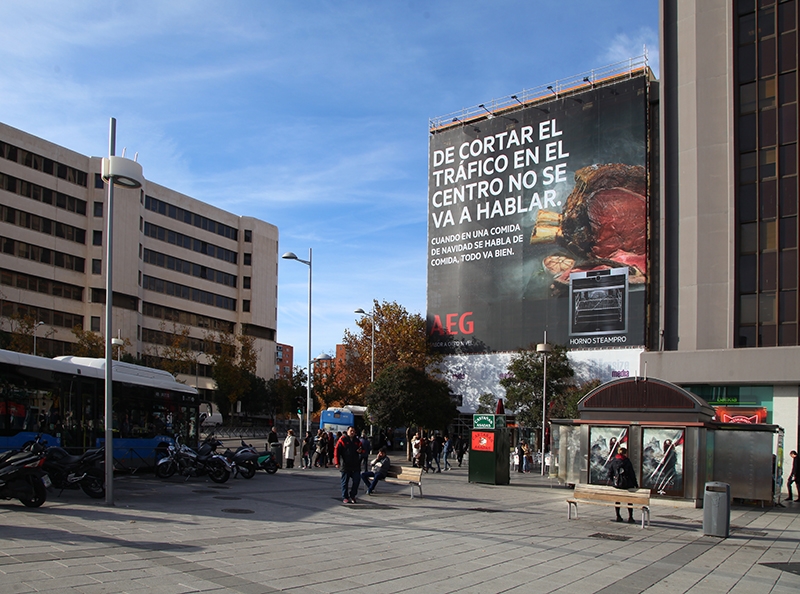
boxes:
[269,442,283,468]
[703,482,730,537]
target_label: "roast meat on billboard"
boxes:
[427,75,650,354]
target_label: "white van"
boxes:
[199,402,223,427]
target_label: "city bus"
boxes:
[0,348,199,468]
[319,405,367,433]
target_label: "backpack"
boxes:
[613,466,626,488]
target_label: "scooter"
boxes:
[221,440,260,479]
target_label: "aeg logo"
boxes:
[429,312,474,336]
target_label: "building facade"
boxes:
[646,0,799,471]
[0,122,279,398]
[276,343,293,380]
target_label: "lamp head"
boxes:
[354,308,366,315]
[281,252,298,260]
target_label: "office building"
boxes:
[0,122,279,398]
[644,0,799,465]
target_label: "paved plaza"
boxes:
[1,461,800,593]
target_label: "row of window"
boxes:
[242,323,276,341]
[0,170,87,215]
[0,140,88,187]
[140,355,213,379]
[0,268,83,301]
[142,301,235,333]
[141,327,213,352]
[1,205,86,244]
[144,195,239,242]
[0,300,83,330]
[141,274,236,311]
[142,248,238,288]
[143,222,239,264]
[1,236,85,272]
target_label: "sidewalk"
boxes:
[1,463,799,593]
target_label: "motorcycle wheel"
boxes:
[20,476,47,508]
[264,460,278,474]
[80,468,106,499]
[208,460,230,484]
[238,461,256,479]
[155,459,178,478]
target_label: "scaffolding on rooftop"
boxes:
[429,54,654,132]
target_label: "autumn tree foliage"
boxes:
[341,300,440,404]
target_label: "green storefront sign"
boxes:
[473,414,506,429]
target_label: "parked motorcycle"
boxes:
[221,440,260,479]
[41,445,105,499]
[0,447,50,507]
[155,435,231,483]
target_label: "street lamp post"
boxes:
[354,307,374,382]
[282,249,312,433]
[536,334,552,477]
[32,321,44,356]
[101,118,144,505]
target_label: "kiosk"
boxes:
[550,377,780,506]
[468,413,510,485]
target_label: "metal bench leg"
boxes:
[568,501,577,520]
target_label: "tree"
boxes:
[476,393,496,414]
[6,315,48,355]
[342,300,441,403]
[207,330,258,420]
[269,366,307,418]
[311,358,348,412]
[70,325,131,359]
[499,344,575,438]
[365,363,457,432]
[149,322,196,377]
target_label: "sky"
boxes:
[0,1,659,371]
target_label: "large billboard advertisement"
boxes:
[427,75,650,353]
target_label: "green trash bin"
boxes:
[468,428,510,485]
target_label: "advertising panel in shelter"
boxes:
[427,75,650,353]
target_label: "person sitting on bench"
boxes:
[609,446,639,523]
[361,447,390,495]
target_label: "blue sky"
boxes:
[0,1,659,371]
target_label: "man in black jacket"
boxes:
[361,448,391,495]
[334,426,363,504]
[788,450,799,502]
[609,446,639,523]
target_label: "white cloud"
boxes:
[602,28,660,78]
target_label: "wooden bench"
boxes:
[567,484,651,528]
[378,464,423,499]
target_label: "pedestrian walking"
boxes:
[788,450,799,502]
[442,435,452,471]
[334,426,363,504]
[359,431,371,472]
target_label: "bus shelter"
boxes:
[551,377,779,506]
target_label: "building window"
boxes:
[94,201,103,216]
[93,230,102,246]
[243,276,251,289]
[92,259,102,275]
[244,253,252,266]
[244,230,252,242]
[91,316,100,332]
[95,173,104,189]
[242,300,250,313]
